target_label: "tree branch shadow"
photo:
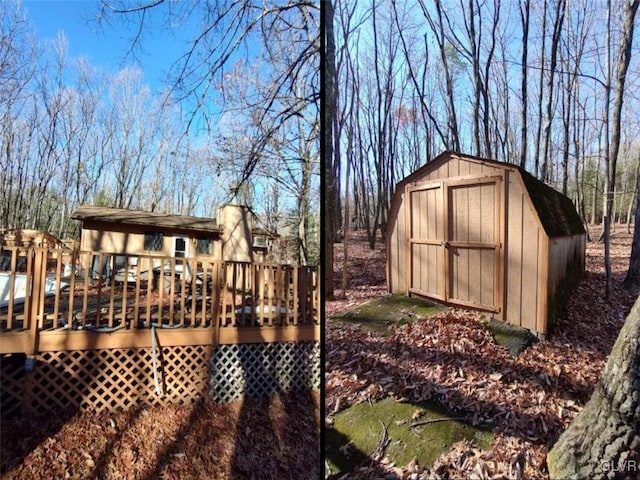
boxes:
[327,320,594,447]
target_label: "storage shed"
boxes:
[387,151,586,337]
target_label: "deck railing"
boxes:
[0,246,320,354]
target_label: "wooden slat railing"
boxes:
[0,247,320,353]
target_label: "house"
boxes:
[71,204,276,276]
[386,151,586,338]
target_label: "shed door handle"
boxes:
[442,240,450,248]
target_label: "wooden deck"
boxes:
[0,247,320,354]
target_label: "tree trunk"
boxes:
[323,0,337,300]
[392,1,448,148]
[627,187,636,234]
[422,0,460,151]
[592,154,601,225]
[561,80,570,196]
[603,0,640,298]
[624,166,640,288]
[480,0,499,160]
[541,0,566,183]
[625,158,640,234]
[534,0,547,177]
[342,126,352,297]
[547,296,640,479]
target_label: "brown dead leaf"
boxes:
[326,227,636,480]
[1,392,320,480]
[412,409,426,421]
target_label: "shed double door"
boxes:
[406,175,502,312]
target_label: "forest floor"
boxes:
[325,226,637,479]
[0,390,320,479]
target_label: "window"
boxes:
[253,236,267,248]
[174,237,187,257]
[144,232,163,251]
[114,255,127,270]
[196,237,214,255]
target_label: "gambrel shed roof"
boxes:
[518,168,585,237]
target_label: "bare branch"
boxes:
[102,0,165,14]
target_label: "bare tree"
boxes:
[325,0,338,298]
[419,0,461,151]
[104,68,158,209]
[1,1,276,239]
[443,0,501,158]
[559,1,590,196]
[0,1,38,229]
[519,0,530,168]
[604,0,640,298]
[99,0,319,195]
[30,34,74,231]
[533,0,548,177]
[0,0,35,122]
[391,0,447,152]
[540,0,566,182]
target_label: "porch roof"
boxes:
[71,206,223,235]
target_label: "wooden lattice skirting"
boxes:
[1,341,320,417]
[0,353,26,417]
[209,341,320,403]
[0,345,212,416]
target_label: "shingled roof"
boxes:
[71,206,222,234]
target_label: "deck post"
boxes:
[26,248,46,356]
[22,247,46,415]
[21,355,36,415]
[211,261,222,347]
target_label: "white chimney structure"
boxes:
[219,204,253,263]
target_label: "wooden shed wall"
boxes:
[546,234,586,330]
[503,170,546,332]
[388,153,585,337]
[388,155,505,296]
[408,184,444,299]
[423,154,502,180]
[388,189,408,294]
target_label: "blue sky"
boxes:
[22,0,192,94]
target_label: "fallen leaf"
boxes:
[412,409,426,421]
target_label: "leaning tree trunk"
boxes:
[547,296,640,479]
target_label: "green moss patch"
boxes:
[325,398,493,477]
[332,295,444,336]
[486,319,538,356]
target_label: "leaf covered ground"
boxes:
[326,227,637,479]
[1,391,320,479]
